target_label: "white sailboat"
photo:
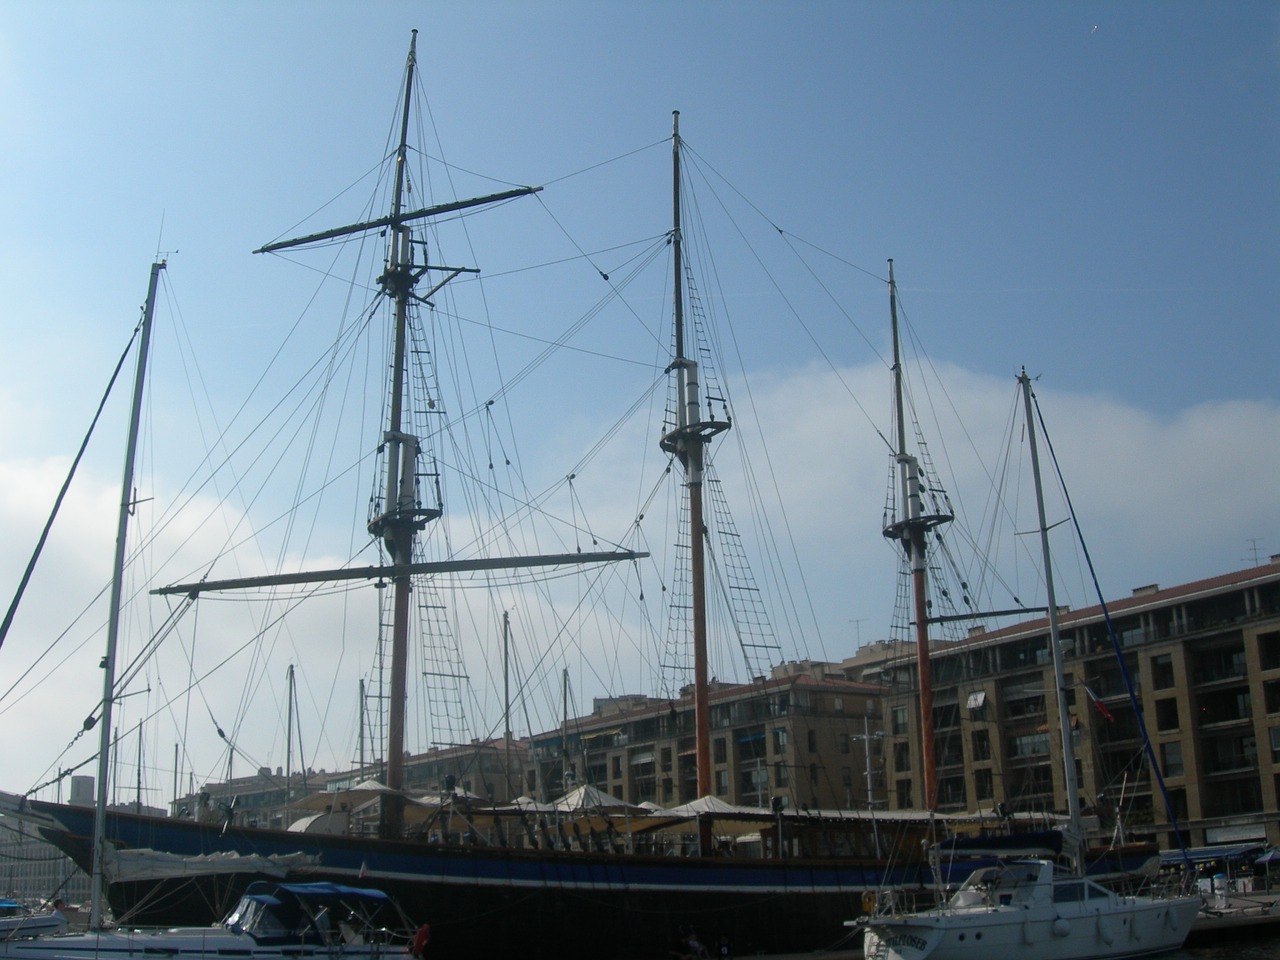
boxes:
[856,368,1201,960]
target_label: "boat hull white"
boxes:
[0,929,398,960]
[862,893,1202,960]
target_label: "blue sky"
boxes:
[0,2,1276,798]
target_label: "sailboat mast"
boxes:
[90,259,164,929]
[378,29,422,839]
[883,259,946,812]
[664,111,715,798]
[1019,370,1082,855]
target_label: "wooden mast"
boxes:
[881,260,951,813]
[659,112,729,803]
[176,31,646,840]
[90,259,165,929]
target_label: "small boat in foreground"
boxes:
[0,903,61,942]
[0,882,419,960]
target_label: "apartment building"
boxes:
[869,558,1280,848]
[526,661,886,811]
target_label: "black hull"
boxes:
[28,801,904,959]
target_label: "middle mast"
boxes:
[658,112,730,800]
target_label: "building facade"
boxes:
[870,558,1280,848]
[526,661,886,812]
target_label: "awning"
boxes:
[629,751,655,765]
[966,690,986,710]
[1159,842,1266,865]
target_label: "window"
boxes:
[714,737,728,764]
[1155,698,1179,732]
[1008,733,1049,759]
[807,729,817,754]
[891,705,909,735]
[971,729,991,762]
[1161,741,1184,778]
[895,779,913,808]
[938,776,966,807]
[775,762,790,787]
[966,689,988,721]
[1259,630,1280,670]
[611,756,622,779]
[1270,727,1280,764]
[834,697,845,715]
[1265,680,1280,715]
[714,770,728,796]
[839,733,850,754]
[809,763,819,787]
[973,768,993,801]
[893,741,911,772]
[1151,654,1175,690]
[773,728,788,754]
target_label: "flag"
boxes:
[1082,685,1115,723]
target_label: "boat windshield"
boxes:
[224,894,293,941]
[949,862,1047,907]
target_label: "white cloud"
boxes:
[3,356,1277,803]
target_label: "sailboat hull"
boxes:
[862,898,1201,960]
[859,860,1201,960]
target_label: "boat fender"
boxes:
[409,923,430,957]
[1097,915,1113,945]
[1052,917,1070,938]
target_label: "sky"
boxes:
[0,2,1277,805]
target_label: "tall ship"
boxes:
[0,32,1162,960]
[0,31,938,960]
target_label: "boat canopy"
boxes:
[1158,842,1266,866]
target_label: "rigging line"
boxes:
[1028,385,1195,868]
[681,152,893,458]
[480,235,670,282]
[255,158,389,253]
[0,321,141,654]
[776,231,892,380]
[676,167,826,656]
[533,196,671,354]
[147,308,385,589]
[774,229,891,285]
[540,137,668,186]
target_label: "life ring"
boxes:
[409,923,431,957]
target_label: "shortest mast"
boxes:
[1019,369,1083,865]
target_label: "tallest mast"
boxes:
[373,27,422,840]
[660,112,728,800]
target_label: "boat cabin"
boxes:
[222,882,401,946]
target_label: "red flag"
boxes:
[1083,685,1115,722]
